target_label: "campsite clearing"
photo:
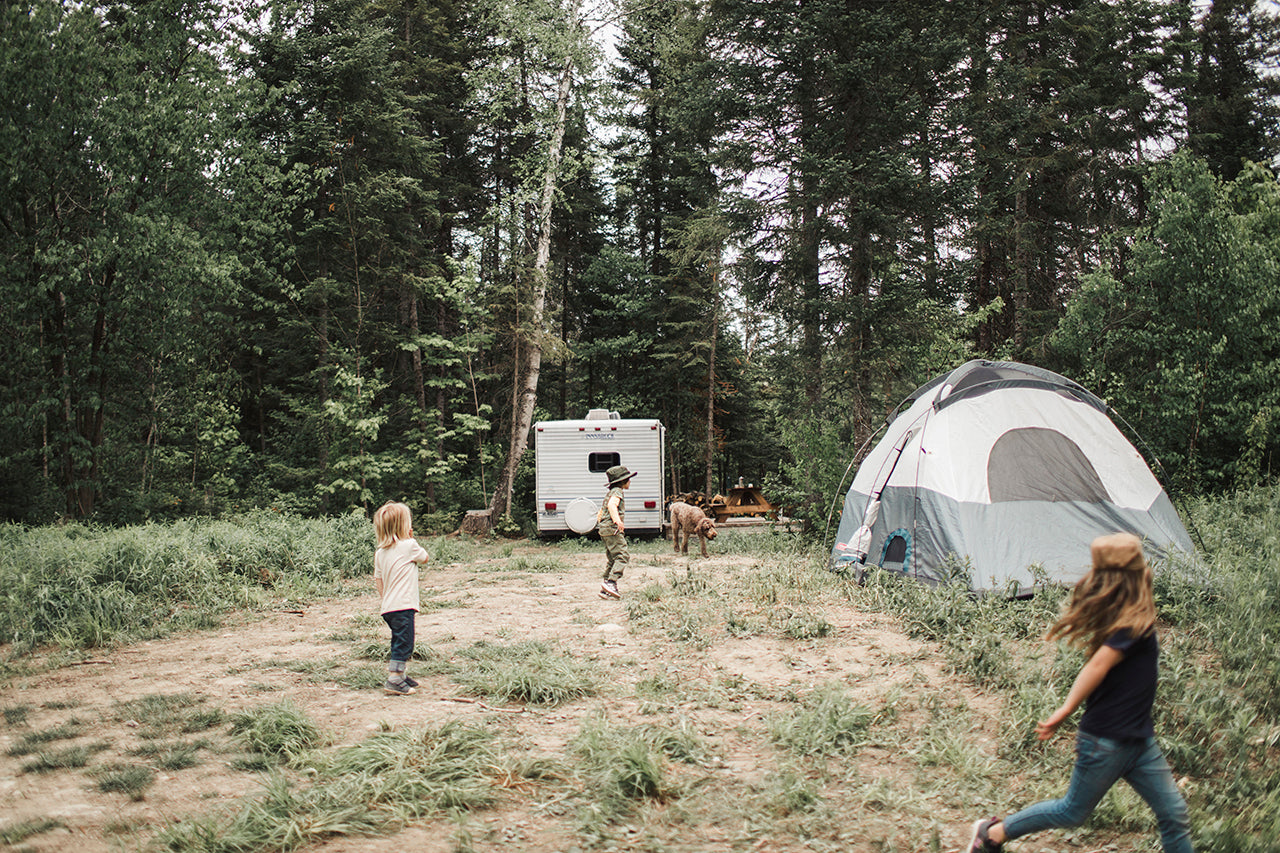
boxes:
[1,534,1162,853]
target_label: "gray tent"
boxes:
[830,361,1194,593]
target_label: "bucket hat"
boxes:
[1090,532,1148,573]
[605,464,636,487]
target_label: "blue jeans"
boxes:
[1003,732,1192,853]
[382,609,416,670]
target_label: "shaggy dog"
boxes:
[669,501,718,557]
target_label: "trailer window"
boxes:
[588,452,620,473]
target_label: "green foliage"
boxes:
[0,512,366,652]
[0,0,261,521]
[1052,154,1280,492]
[0,0,1275,536]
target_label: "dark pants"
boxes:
[382,608,416,669]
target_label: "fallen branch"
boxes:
[67,659,112,666]
[441,696,526,714]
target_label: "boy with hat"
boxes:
[597,464,635,599]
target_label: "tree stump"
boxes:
[460,509,493,536]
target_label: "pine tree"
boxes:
[1183,0,1280,179]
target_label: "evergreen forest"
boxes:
[3,0,1280,529]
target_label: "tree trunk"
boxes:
[489,44,577,520]
[1013,175,1030,352]
[703,281,718,498]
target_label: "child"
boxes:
[967,532,1193,853]
[596,464,635,599]
[372,501,430,696]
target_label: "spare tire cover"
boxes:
[565,497,599,534]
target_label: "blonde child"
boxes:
[372,501,430,695]
[967,532,1192,853]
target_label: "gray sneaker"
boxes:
[599,579,620,599]
[383,678,415,695]
[967,818,1003,853]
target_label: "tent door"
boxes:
[879,529,911,575]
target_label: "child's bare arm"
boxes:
[1036,644,1124,739]
[608,494,624,530]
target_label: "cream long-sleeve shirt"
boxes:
[374,537,430,614]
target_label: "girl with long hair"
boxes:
[966,532,1193,853]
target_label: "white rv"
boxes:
[534,410,666,536]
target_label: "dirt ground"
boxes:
[1,535,1033,853]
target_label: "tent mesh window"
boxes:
[987,428,1111,503]
[880,529,911,574]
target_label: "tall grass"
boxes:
[570,713,708,811]
[0,511,370,653]
[852,483,1280,850]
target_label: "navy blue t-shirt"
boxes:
[1078,628,1158,740]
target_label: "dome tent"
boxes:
[829,360,1195,594]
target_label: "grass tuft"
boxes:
[5,722,83,756]
[21,742,109,773]
[769,683,875,757]
[92,763,155,799]
[570,714,701,808]
[229,700,325,764]
[452,640,598,706]
[0,817,63,845]
[2,704,32,726]
[154,722,505,852]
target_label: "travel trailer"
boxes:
[534,410,666,536]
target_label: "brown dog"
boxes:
[669,501,717,557]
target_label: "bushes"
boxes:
[0,510,371,652]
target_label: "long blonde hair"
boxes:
[1046,533,1157,655]
[373,502,412,549]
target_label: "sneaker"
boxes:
[599,579,620,599]
[383,678,415,695]
[403,675,419,689]
[967,818,1003,853]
